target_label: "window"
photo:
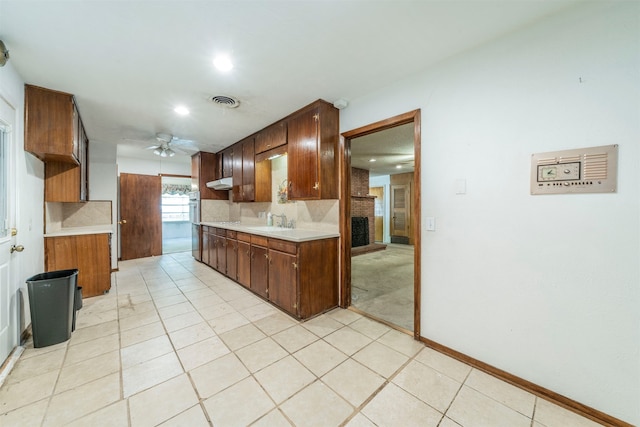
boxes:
[161,193,189,222]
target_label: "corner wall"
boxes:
[340,2,639,424]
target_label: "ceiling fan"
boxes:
[144,133,193,157]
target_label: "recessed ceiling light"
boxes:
[213,54,233,72]
[174,106,189,116]
[369,158,376,162]
[396,165,402,169]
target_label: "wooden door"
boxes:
[268,249,298,316]
[390,184,410,243]
[237,240,251,288]
[288,107,319,200]
[370,186,384,242]
[251,245,269,299]
[119,173,162,260]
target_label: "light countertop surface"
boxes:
[199,222,339,242]
[44,225,113,237]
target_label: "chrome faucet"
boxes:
[271,213,287,228]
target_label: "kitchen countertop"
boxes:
[199,222,339,243]
[44,225,113,237]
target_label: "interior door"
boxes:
[119,173,162,260]
[390,184,410,243]
[370,186,384,242]
[0,97,19,363]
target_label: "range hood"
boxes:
[206,177,232,190]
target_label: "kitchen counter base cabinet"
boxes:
[200,229,338,319]
[44,233,111,298]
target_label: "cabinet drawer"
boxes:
[269,238,297,255]
[237,232,251,243]
[215,227,226,236]
[226,230,237,239]
[251,235,268,247]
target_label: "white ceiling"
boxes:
[0,0,578,164]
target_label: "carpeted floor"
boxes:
[351,244,414,331]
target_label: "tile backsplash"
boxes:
[45,201,112,233]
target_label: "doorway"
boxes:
[340,110,421,338]
[160,176,192,254]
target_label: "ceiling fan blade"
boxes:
[145,144,161,150]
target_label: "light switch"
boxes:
[426,217,436,231]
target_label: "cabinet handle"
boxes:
[247,250,251,256]
[292,262,297,269]
[264,253,269,259]
[313,182,319,190]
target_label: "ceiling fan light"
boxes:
[160,149,168,158]
[153,148,162,156]
[167,149,176,157]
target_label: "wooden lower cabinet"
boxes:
[199,227,337,319]
[44,233,111,298]
[268,249,297,316]
[250,241,269,299]
[237,235,251,289]
[226,232,238,280]
[202,226,210,266]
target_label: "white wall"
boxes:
[0,61,45,334]
[117,156,190,176]
[341,2,639,424]
[90,141,118,269]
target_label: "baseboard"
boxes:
[20,325,32,345]
[419,337,632,427]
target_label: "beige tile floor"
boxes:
[0,252,604,426]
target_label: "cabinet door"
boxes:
[222,147,234,178]
[226,238,237,280]
[255,121,287,154]
[268,249,298,316]
[216,235,227,274]
[232,143,243,201]
[287,107,320,200]
[237,241,251,289]
[250,245,269,299]
[24,85,77,163]
[242,138,255,202]
[75,234,111,297]
[202,227,210,265]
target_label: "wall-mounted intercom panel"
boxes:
[531,144,618,195]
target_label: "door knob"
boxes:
[10,245,24,253]
[118,220,127,225]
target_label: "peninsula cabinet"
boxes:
[44,233,111,298]
[287,100,339,200]
[268,237,338,319]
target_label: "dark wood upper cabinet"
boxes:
[191,151,227,200]
[287,100,339,200]
[26,84,90,202]
[222,147,234,178]
[255,121,287,154]
[25,84,81,164]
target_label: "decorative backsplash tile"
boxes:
[201,199,232,222]
[62,201,112,227]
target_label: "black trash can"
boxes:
[26,269,78,348]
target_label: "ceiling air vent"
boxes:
[209,95,240,109]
